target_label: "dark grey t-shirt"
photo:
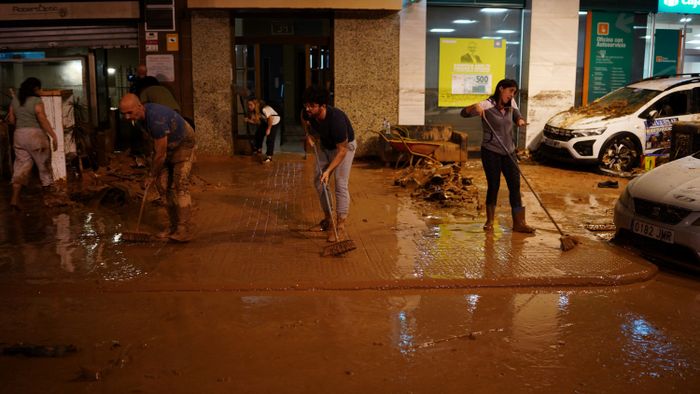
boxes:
[469,98,522,155]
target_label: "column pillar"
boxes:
[398,0,426,125]
[523,0,580,150]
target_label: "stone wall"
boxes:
[191,10,233,155]
[334,12,400,158]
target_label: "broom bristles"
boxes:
[122,231,153,242]
[560,235,581,251]
[322,239,357,257]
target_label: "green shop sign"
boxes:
[585,12,634,102]
[658,0,700,14]
[653,29,680,76]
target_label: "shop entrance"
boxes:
[650,13,700,74]
[232,15,331,155]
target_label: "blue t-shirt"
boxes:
[144,103,186,147]
[308,106,354,151]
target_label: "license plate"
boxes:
[632,220,674,243]
[544,138,560,148]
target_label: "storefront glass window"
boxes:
[0,58,86,115]
[654,13,700,74]
[425,6,523,148]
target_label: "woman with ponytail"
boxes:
[6,77,58,211]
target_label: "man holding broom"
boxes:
[119,93,196,242]
[301,86,356,243]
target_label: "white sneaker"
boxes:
[263,156,272,163]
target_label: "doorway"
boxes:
[232,15,332,155]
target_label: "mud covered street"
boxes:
[0,154,698,393]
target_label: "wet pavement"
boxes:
[0,154,656,291]
[1,153,698,392]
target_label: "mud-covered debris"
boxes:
[78,365,103,381]
[585,223,616,232]
[2,343,78,357]
[427,190,447,201]
[395,163,478,206]
[64,151,210,208]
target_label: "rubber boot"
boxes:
[310,214,332,232]
[10,183,22,212]
[169,205,192,243]
[483,204,496,231]
[327,215,347,243]
[512,207,536,233]
[156,205,178,240]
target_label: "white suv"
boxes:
[539,74,700,174]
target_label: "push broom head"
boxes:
[121,231,154,242]
[560,234,582,251]
[322,239,357,257]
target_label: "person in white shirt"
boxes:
[245,98,280,163]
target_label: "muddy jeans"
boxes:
[155,124,196,212]
[315,140,356,218]
[481,146,522,208]
[12,127,53,187]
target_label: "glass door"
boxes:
[232,14,331,154]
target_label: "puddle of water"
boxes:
[0,199,150,282]
[620,313,689,380]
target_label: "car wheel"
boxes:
[598,135,640,174]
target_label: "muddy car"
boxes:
[539,74,700,174]
[614,151,700,263]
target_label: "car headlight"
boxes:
[571,127,607,137]
[618,186,633,209]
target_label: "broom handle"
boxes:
[482,115,566,236]
[311,143,340,241]
[135,183,151,232]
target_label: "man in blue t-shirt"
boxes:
[302,86,357,243]
[119,93,196,242]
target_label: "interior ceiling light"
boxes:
[496,30,517,34]
[482,36,503,40]
[506,41,520,45]
[686,39,700,44]
[578,11,587,15]
[453,19,477,24]
[481,8,507,13]
[681,18,692,23]
[430,28,455,33]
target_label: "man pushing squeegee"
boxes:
[301,86,357,256]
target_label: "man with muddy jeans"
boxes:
[302,86,356,242]
[119,94,196,242]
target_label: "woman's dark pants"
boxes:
[480,147,522,209]
[254,123,279,157]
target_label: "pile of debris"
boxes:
[66,152,212,209]
[67,152,148,208]
[394,163,479,207]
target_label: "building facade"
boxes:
[6,0,698,158]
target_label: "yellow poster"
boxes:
[438,38,506,107]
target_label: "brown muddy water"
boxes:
[0,156,697,392]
